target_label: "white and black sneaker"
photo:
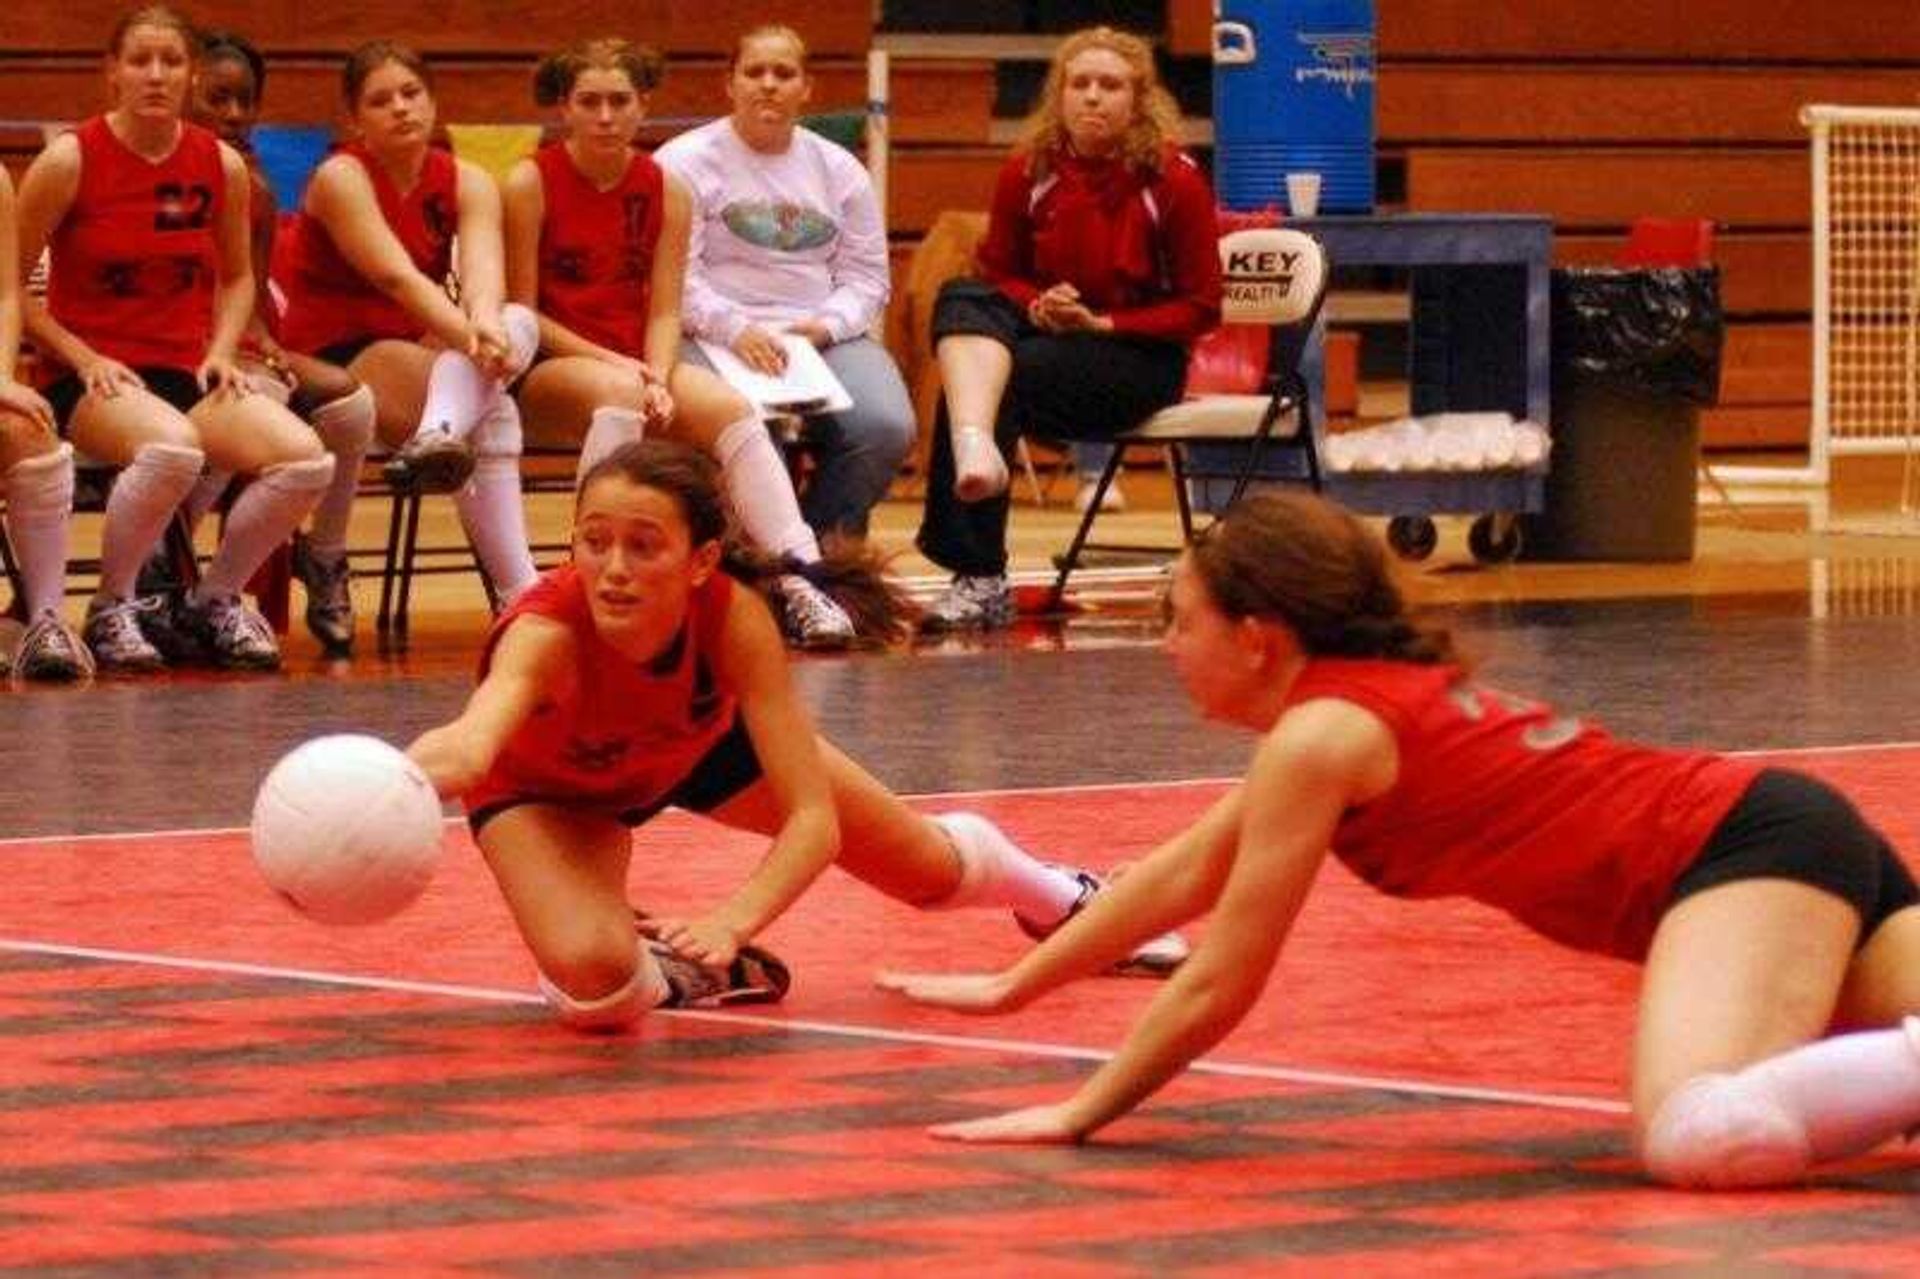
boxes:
[14,609,94,682]
[383,429,475,495]
[188,593,282,671]
[774,574,856,650]
[290,533,354,654]
[1016,868,1191,978]
[83,596,166,673]
[919,573,1014,633]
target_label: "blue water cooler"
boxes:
[1214,0,1376,214]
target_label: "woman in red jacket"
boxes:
[914,26,1221,631]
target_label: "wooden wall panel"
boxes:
[890,149,1004,235]
[8,0,870,56]
[1166,0,1212,58]
[1700,404,1806,449]
[0,57,993,144]
[1408,150,1807,231]
[1554,233,1810,317]
[1379,0,1920,62]
[1380,66,1920,146]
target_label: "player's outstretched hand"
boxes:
[930,1103,1083,1145]
[874,970,1018,1014]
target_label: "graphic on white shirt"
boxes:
[720,199,838,253]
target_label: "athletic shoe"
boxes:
[186,592,282,671]
[774,574,856,650]
[643,936,792,1009]
[1016,868,1192,978]
[290,533,355,654]
[14,609,94,682]
[383,430,475,495]
[83,596,166,673]
[918,573,1014,633]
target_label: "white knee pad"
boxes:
[257,453,337,495]
[5,442,74,512]
[1641,1073,1813,1190]
[536,941,668,1033]
[470,394,524,459]
[500,303,540,383]
[133,440,207,479]
[308,384,376,456]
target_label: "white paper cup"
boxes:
[1286,172,1323,218]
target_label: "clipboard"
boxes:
[696,334,853,415]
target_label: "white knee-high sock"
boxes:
[926,812,1084,923]
[306,385,376,559]
[453,397,538,603]
[576,405,646,488]
[713,413,819,563]
[4,444,75,617]
[416,304,541,441]
[98,442,204,601]
[182,468,232,532]
[194,455,335,601]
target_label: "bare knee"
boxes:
[535,923,640,1010]
[1639,1074,1812,1190]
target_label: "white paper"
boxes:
[695,334,853,415]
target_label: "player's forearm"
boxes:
[715,804,839,939]
[206,275,254,362]
[1063,966,1261,1136]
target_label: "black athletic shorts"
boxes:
[929,277,1033,349]
[466,713,765,838]
[43,366,202,432]
[1667,767,1920,942]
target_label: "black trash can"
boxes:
[1523,267,1724,561]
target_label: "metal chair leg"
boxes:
[1046,448,1127,611]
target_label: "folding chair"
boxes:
[1047,226,1331,609]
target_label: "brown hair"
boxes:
[1020,26,1182,180]
[578,439,914,643]
[108,5,200,58]
[533,37,664,106]
[729,24,809,72]
[1189,492,1461,666]
[342,40,432,107]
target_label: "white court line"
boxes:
[0,936,1626,1116]
[8,737,1919,850]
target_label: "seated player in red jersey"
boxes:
[1,165,88,681]
[883,489,1920,1191]
[502,38,862,649]
[278,41,539,612]
[16,5,334,673]
[189,30,373,656]
[406,438,1188,1028]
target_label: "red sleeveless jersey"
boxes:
[277,144,457,354]
[45,117,224,372]
[533,144,662,358]
[466,565,739,815]
[1282,659,1762,960]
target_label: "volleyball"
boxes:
[251,734,445,925]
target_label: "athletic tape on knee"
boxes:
[1641,1073,1812,1189]
[537,941,670,1032]
[4,442,74,515]
[308,384,376,455]
[500,303,540,383]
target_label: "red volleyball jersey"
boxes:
[466,565,739,815]
[1282,658,1762,960]
[277,144,457,354]
[533,144,662,358]
[45,117,225,372]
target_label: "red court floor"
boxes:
[1,745,1917,1276]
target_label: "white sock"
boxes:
[453,397,538,602]
[416,351,491,442]
[576,405,646,488]
[306,385,376,558]
[926,812,1084,923]
[193,455,334,602]
[98,442,204,601]
[182,468,232,532]
[3,444,75,617]
[713,413,818,563]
